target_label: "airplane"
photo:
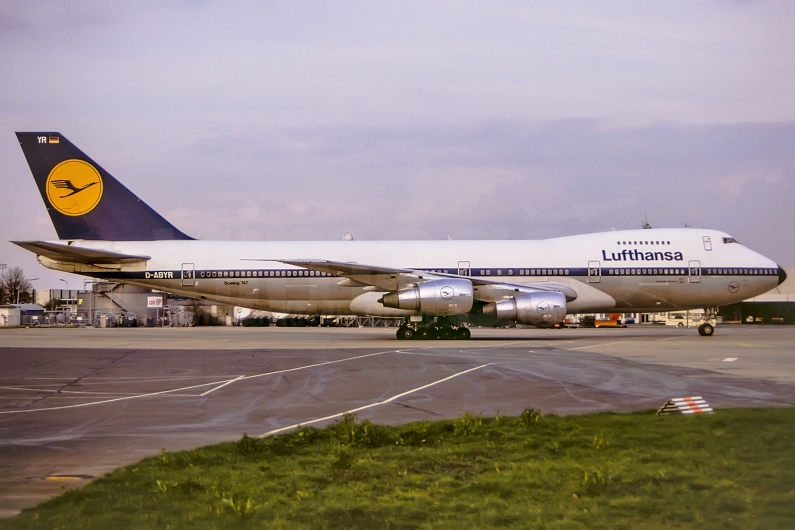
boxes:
[13,132,787,339]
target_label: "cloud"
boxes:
[3,1,795,289]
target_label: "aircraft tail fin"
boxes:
[15,132,192,241]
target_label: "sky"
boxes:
[1,0,795,290]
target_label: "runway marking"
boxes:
[8,376,243,380]
[568,341,628,351]
[0,386,64,392]
[723,358,738,362]
[200,375,245,396]
[0,387,156,396]
[234,350,392,383]
[260,363,495,438]
[479,340,536,348]
[0,350,396,415]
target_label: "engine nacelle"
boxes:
[381,278,474,316]
[483,292,566,327]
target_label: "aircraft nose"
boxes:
[778,265,787,286]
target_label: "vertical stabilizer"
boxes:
[16,132,192,241]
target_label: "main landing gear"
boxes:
[396,317,471,340]
[698,307,718,337]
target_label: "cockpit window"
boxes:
[723,237,738,244]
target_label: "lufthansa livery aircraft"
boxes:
[13,132,787,339]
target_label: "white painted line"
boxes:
[200,375,245,396]
[482,340,536,348]
[237,350,395,383]
[0,379,233,415]
[0,386,147,396]
[0,350,396,415]
[568,340,628,351]
[0,386,61,393]
[260,363,495,438]
[722,357,738,362]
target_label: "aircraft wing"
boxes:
[273,259,578,302]
[12,241,151,265]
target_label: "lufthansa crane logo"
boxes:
[45,159,103,216]
[536,301,550,314]
[440,286,455,300]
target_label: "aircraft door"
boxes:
[588,260,601,283]
[458,261,471,276]
[689,260,701,283]
[181,263,196,286]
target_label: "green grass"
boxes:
[4,408,795,529]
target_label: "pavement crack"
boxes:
[27,350,138,408]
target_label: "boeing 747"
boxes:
[13,132,786,339]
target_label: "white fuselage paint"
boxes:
[45,228,780,316]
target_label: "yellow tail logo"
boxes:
[46,159,103,216]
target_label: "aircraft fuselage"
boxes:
[37,228,780,316]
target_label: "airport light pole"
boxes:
[18,278,39,304]
[84,280,95,326]
[60,279,70,313]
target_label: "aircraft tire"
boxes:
[454,327,471,340]
[396,327,414,340]
[698,323,715,337]
[438,328,453,340]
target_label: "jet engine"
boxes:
[381,278,474,316]
[482,291,566,327]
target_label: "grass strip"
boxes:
[3,407,794,529]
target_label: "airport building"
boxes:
[0,304,45,326]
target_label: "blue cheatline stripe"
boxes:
[84,266,779,281]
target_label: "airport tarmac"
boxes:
[0,324,794,517]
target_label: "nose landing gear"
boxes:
[697,322,714,336]
[698,307,718,337]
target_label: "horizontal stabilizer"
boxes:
[12,241,150,265]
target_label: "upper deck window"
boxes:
[723,237,738,244]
